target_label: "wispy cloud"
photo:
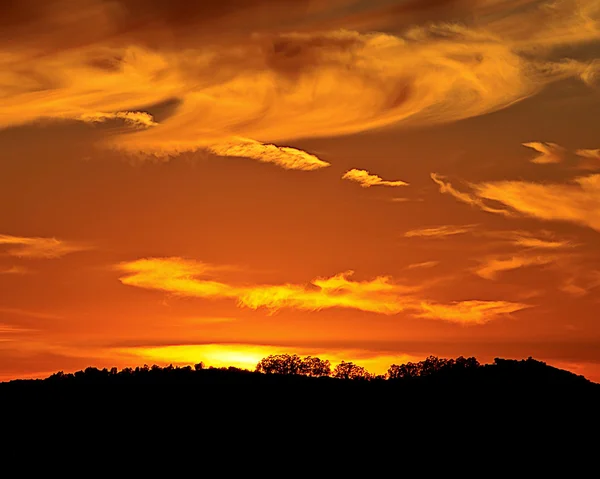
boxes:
[208,139,330,171]
[488,230,574,249]
[342,169,408,188]
[0,265,31,275]
[431,173,513,216]
[117,257,529,325]
[1,0,598,166]
[404,224,476,238]
[0,234,89,259]
[522,142,566,164]
[474,174,600,232]
[576,149,600,160]
[407,261,440,270]
[475,254,557,280]
[575,149,600,170]
[433,172,600,232]
[79,111,158,129]
[118,258,418,315]
[417,300,530,325]
[560,271,600,297]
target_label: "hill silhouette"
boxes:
[1,355,598,394]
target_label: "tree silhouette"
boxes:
[332,361,371,380]
[256,354,332,376]
[256,354,304,375]
[300,356,331,377]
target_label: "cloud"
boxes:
[117,256,529,325]
[433,172,600,232]
[416,300,530,325]
[474,174,600,232]
[576,149,600,160]
[431,174,513,216]
[342,169,408,188]
[404,224,476,238]
[576,149,600,170]
[1,0,598,166]
[407,261,440,270]
[475,254,557,280]
[79,111,158,129]
[208,139,329,171]
[560,271,600,297]
[486,230,574,249]
[522,142,566,164]
[0,266,31,275]
[0,234,89,259]
[118,258,418,315]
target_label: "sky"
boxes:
[1,0,600,382]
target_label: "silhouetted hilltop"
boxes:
[1,355,597,394]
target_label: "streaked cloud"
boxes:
[433,172,600,232]
[342,169,408,188]
[404,224,476,238]
[576,149,600,160]
[475,254,557,280]
[79,111,158,129]
[522,142,566,164]
[208,139,330,171]
[576,149,600,170]
[487,230,574,249]
[0,234,89,259]
[407,261,440,270]
[474,174,600,232]
[1,1,598,167]
[118,257,529,325]
[0,266,31,275]
[560,271,600,297]
[431,173,513,216]
[118,258,417,315]
[417,300,530,325]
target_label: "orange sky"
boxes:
[1,0,600,382]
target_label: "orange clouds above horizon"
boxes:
[117,257,529,324]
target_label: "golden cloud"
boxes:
[474,174,600,232]
[416,300,530,325]
[342,169,408,188]
[431,173,513,216]
[1,0,598,167]
[404,224,477,238]
[433,171,600,232]
[522,142,566,164]
[0,234,89,259]
[117,257,529,324]
[407,261,440,269]
[208,139,330,171]
[576,149,600,170]
[79,111,158,129]
[475,254,557,280]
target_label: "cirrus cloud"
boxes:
[117,257,529,324]
[0,234,89,259]
[342,169,408,188]
[1,0,599,169]
[522,142,566,164]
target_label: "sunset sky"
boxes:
[1,0,600,382]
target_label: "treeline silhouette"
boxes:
[1,354,598,392]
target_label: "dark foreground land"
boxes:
[1,356,598,393]
[1,357,599,439]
